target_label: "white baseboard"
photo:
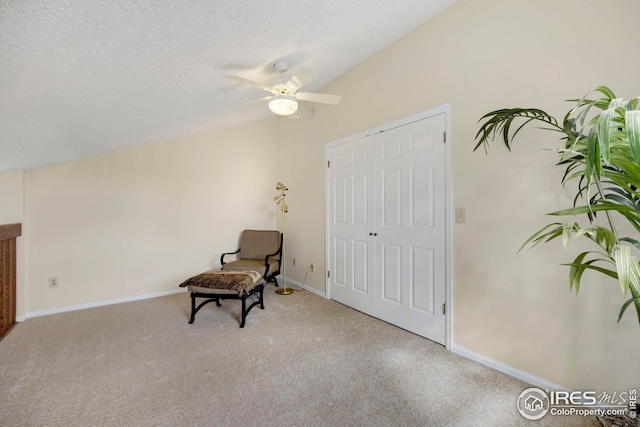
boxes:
[20,275,325,320]
[451,343,567,392]
[24,288,187,319]
[278,275,326,298]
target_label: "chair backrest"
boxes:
[238,230,281,260]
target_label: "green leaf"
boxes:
[597,107,619,165]
[626,110,640,163]
[605,193,638,210]
[594,86,617,102]
[518,223,564,252]
[611,245,640,297]
[620,237,640,250]
[613,245,631,296]
[550,202,640,217]
[549,204,640,233]
[574,226,617,251]
[586,127,601,183]
[562,222,574,248]
[561,262,618,279]
[617,295,640,323]
[568,252,591,292]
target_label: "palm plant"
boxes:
[475,86,640,325]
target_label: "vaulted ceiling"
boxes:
[0,0,457,174]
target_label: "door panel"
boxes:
[328,137,375,315]
[333,175,348,224]
[353,240,369,293]
[382,167,402,227]
[375,114,446,344]
[333,237,348,287]
[382,243,402,303]
[411,165,434,227]
[353,172,368,225]
[411,246,434,314]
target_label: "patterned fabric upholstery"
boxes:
[179,270,266,296]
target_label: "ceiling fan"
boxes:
[228,61,341,116]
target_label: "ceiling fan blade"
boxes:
[295,92,341,105]
[227,75,272,91]
[286,68,317,91]
[233,95,274,109]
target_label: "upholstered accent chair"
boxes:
[220,230,282,286]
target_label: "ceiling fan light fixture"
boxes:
[269,96,298,116]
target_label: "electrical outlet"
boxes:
[49,277,59,288]
[309,264,314,273]
[455,208,466,224]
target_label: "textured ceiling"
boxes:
[0,0,457,174]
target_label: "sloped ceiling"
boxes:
[0,0,457,174]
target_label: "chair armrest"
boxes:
[220,248,240,266]
[264,233,283,259]
[262,233,283,276]
[263,253,280,274]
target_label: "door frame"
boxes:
[325,103,453,349]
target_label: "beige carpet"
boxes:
[0,285,599,427]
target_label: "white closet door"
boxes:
[327,110,448,345]
[374,113,446,343]
[328,136,375,315]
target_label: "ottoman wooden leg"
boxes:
[184,282,265,328]
[189,292,197,324]
[188,293,220,324]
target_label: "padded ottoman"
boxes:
[179,269,266,328]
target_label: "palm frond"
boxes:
[474,108,563,152]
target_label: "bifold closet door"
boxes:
[328,136,375,315]
[373,114,446,344]
[328,112,447,344]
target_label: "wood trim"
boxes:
[0,223,20,340]
[0,223,21,241]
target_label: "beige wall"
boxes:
[23,119,277,313]
[277,0,640,391]
[0,171,23,224]
[0,171,25,318]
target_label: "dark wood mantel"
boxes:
[0,223,21,241]
[0,223,21,340]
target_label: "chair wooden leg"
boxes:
[259,287,264,309]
